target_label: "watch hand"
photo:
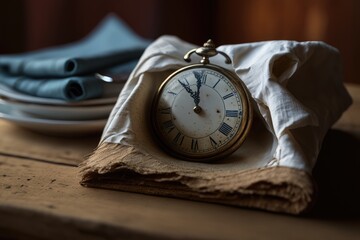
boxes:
[178,77,202,114]
[193,71,203,106]
[178,79,197,100]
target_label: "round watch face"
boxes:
[152,64,252,162]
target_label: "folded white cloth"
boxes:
[80,36,352,214]
[101,35,352,173]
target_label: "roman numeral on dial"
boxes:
[222,92,234,100]
[173,132,184,145]
[225,110,239,117]
[160,107,171,114]
[162,120,175,133]
[219,122,233,136]
[209,136,217,147]
[191,139,199,151]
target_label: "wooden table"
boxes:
[1,84,359,240]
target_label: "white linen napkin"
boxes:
[80,36,352,214]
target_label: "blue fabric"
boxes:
[0,14,150,101]
[0,72,103,101]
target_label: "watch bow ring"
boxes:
[151,39,253,162]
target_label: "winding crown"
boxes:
[184,39,232,65]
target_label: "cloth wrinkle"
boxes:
[79,35,352,214]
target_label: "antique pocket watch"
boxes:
[151,40,253,162]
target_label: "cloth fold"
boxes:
[79,36,352,214]
[0,72,103,101]
[0,14,149,101]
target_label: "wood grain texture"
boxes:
[1,156,360,240]
[0,121,99,166]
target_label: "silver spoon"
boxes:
[94,73,128,83]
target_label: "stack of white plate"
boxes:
[0,82,124,136]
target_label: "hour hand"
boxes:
[178,79,199,105]
[178,79,195,97]
[178,78,202,114]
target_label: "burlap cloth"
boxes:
[79,36,352,214]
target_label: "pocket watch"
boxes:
[151,40,253,162]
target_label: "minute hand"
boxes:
[192,71,203,106]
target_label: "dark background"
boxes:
[1,0,359,83]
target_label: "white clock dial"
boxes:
[152,65,250,161]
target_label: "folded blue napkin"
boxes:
[0,14,150,101]
[0,72,103,101]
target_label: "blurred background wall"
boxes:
[1,0,359,83]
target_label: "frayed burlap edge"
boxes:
[79,142,315,215]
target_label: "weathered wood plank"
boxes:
[1,156,360,240]
[0,121,99,166]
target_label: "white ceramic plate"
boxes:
[0,104,107,136]
[0,99,114,120]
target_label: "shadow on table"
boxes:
[310,129,360,219]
